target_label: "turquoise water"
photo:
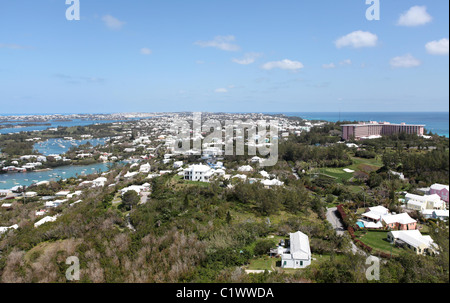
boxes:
[274,112,449,138]
[34,138,109,155]
[0,162,112,189]
[0,119,124,134]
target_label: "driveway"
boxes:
[326,207,366,256]
[326,207,345,235]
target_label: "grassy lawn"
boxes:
[350,156,383,168]
[320,157,383,184]
[246,256,278,271]
[171,174,210,188]
[358,231,403,255]
[321,168,353,182]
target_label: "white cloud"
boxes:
[0,43,30,50]
[425,38,449,55]
[140,48,152,55]
[195,35,240,52]
[335,31,378,49]
[102,15,125,30]
[232,52,262,65]
[322,63,336,69]
[397,6,432,27]
[215,88,228,93]
[340,59,352,66]
[261,59,304,71]
[390,54,421,68]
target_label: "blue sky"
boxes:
[0,0,449,114]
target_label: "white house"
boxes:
[34,215,59,228]
[431,210,449,221]
[93,177,108,187]
[24,192,38,198]
[55,190,71,197]
[238,165,254,173]
[387,230,437,255]
[45,199,67,208]
[261,179,284,188]
[281,231,311,269]
[405,193,445,211]
[139,163,151,173]
[173,161,184,169]
[361,206,390,222]
[184,164,213,182]
[0,190,12,197]
[0,224,19,234]
[120,184,150,196]
[124,171,139,178]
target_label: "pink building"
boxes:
[341,121,425,140]
[430,184,449,204]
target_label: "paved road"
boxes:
[326,207,366,256]
[326,207,345,235]
[125,213,136,232]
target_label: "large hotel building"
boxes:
[341,122,425,141]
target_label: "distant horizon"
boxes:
[1,111,449,116]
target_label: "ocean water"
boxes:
[0,162,112,190]
[276,112,449,138]
[0,119,125,135]
[34,137,109,156]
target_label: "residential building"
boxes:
[261,179,284,188]
[382,213,417,230]
[387,230,437,255]
[184,164,213,182]
[0,190,12,197]
[361,206,417,230]
[93,177,108,187]
[405,193,445,211]
[35,215,59,228]
[0,224,19,234]
[139,163,151,173]
[430,184,449,204]
[238,165,254,173]
[281,231,311,269]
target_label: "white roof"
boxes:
[261,179,284,187]
[286,231,311,260]
[369,206,390,215]
[34,215,58,227]
[362,206,390,221]
[405,193,441,203]
[430,184,449,191]
[259,171,270,178]
[433,210,449,217]
[389,230,435,249]
[238,165,254,172]
[185,164,211,173]
[124,171,139,178]
[382,213,416,225]
[94,177,108,182]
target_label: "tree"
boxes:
[122,190,140,210]
[226,211,232,224]
[183,194,190,210]
[253,239,276,256]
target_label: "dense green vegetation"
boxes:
[0,117,448,283]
